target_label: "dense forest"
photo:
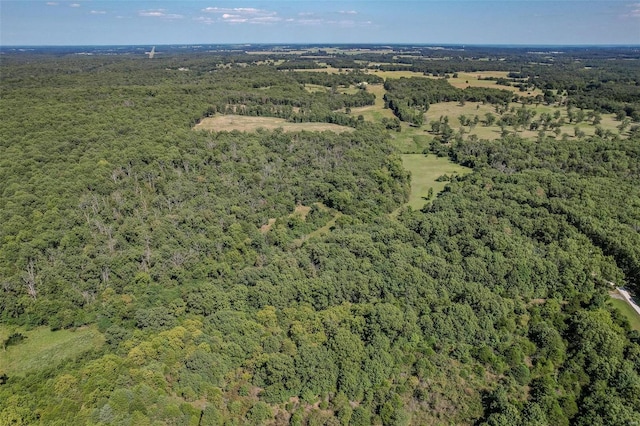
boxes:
[1,45,640,425]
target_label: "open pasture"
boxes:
[401,154,472,209]
[353,80,626,149]
[304,83,329,93]
[351,84,396,122]
[195,115,354,133]
[386,125,433,153]
[426,101,625,141]
[293,66,344,74]
[423,71,542,97]
[371,69,430,79]
[0,325,104,376]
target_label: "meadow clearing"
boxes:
[194,115,354,133]
[0,325,104,376]
[425,101,624,140]
[401,154,472,210]
[424,71,542,97]
[608,298,640,331]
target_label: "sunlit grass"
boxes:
[194,115,354,133]
[401,154,472,210]
[0,325,104,375]
[608,298,640,331]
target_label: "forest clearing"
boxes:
[194,115,354,133]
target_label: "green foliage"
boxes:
[1,47,639,426]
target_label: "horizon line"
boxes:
[2,43,640,48]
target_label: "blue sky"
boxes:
[1,1,639,46]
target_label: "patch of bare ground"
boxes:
[260,218,277,234]
[293,204,311,219]
[610,291,626,300]
[260,204,311,235]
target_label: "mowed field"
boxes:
[0,325,105,375]
[401,154,472,210]
[608,298,640,331]
[194,115,354,133]
[370,69,429,79]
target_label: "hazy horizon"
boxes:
[2,43,639,48]
[2,1,639,46]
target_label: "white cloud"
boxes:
[197,5,369,26]
[199,6,279,24]
[290,16,373,28]
[194,16,216,25]
[222,14,247,23]
[90,10,107,15]
[250,16,281,23]
[140,11,164,17]
[46,2,58,6]
[234,8,261,13]
[295,18,324,26]
[621,3,640,18]
[203,7,264,14]
[275,9,372,27]
[70,3,81,7]
[326,19,357,27]
[139,9,183,19]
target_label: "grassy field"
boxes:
[351,84,396,122]
[387,126,433,153]
[608,298,640,331]
[353,78,626,149]
[293,67,342,74]
[401,154,472,210]
[0,325,105,375]
[424,71,542,97]
[426,101,624,141]
[304,84,329,93]
[370,69,430,79]
[194,115,354,133]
